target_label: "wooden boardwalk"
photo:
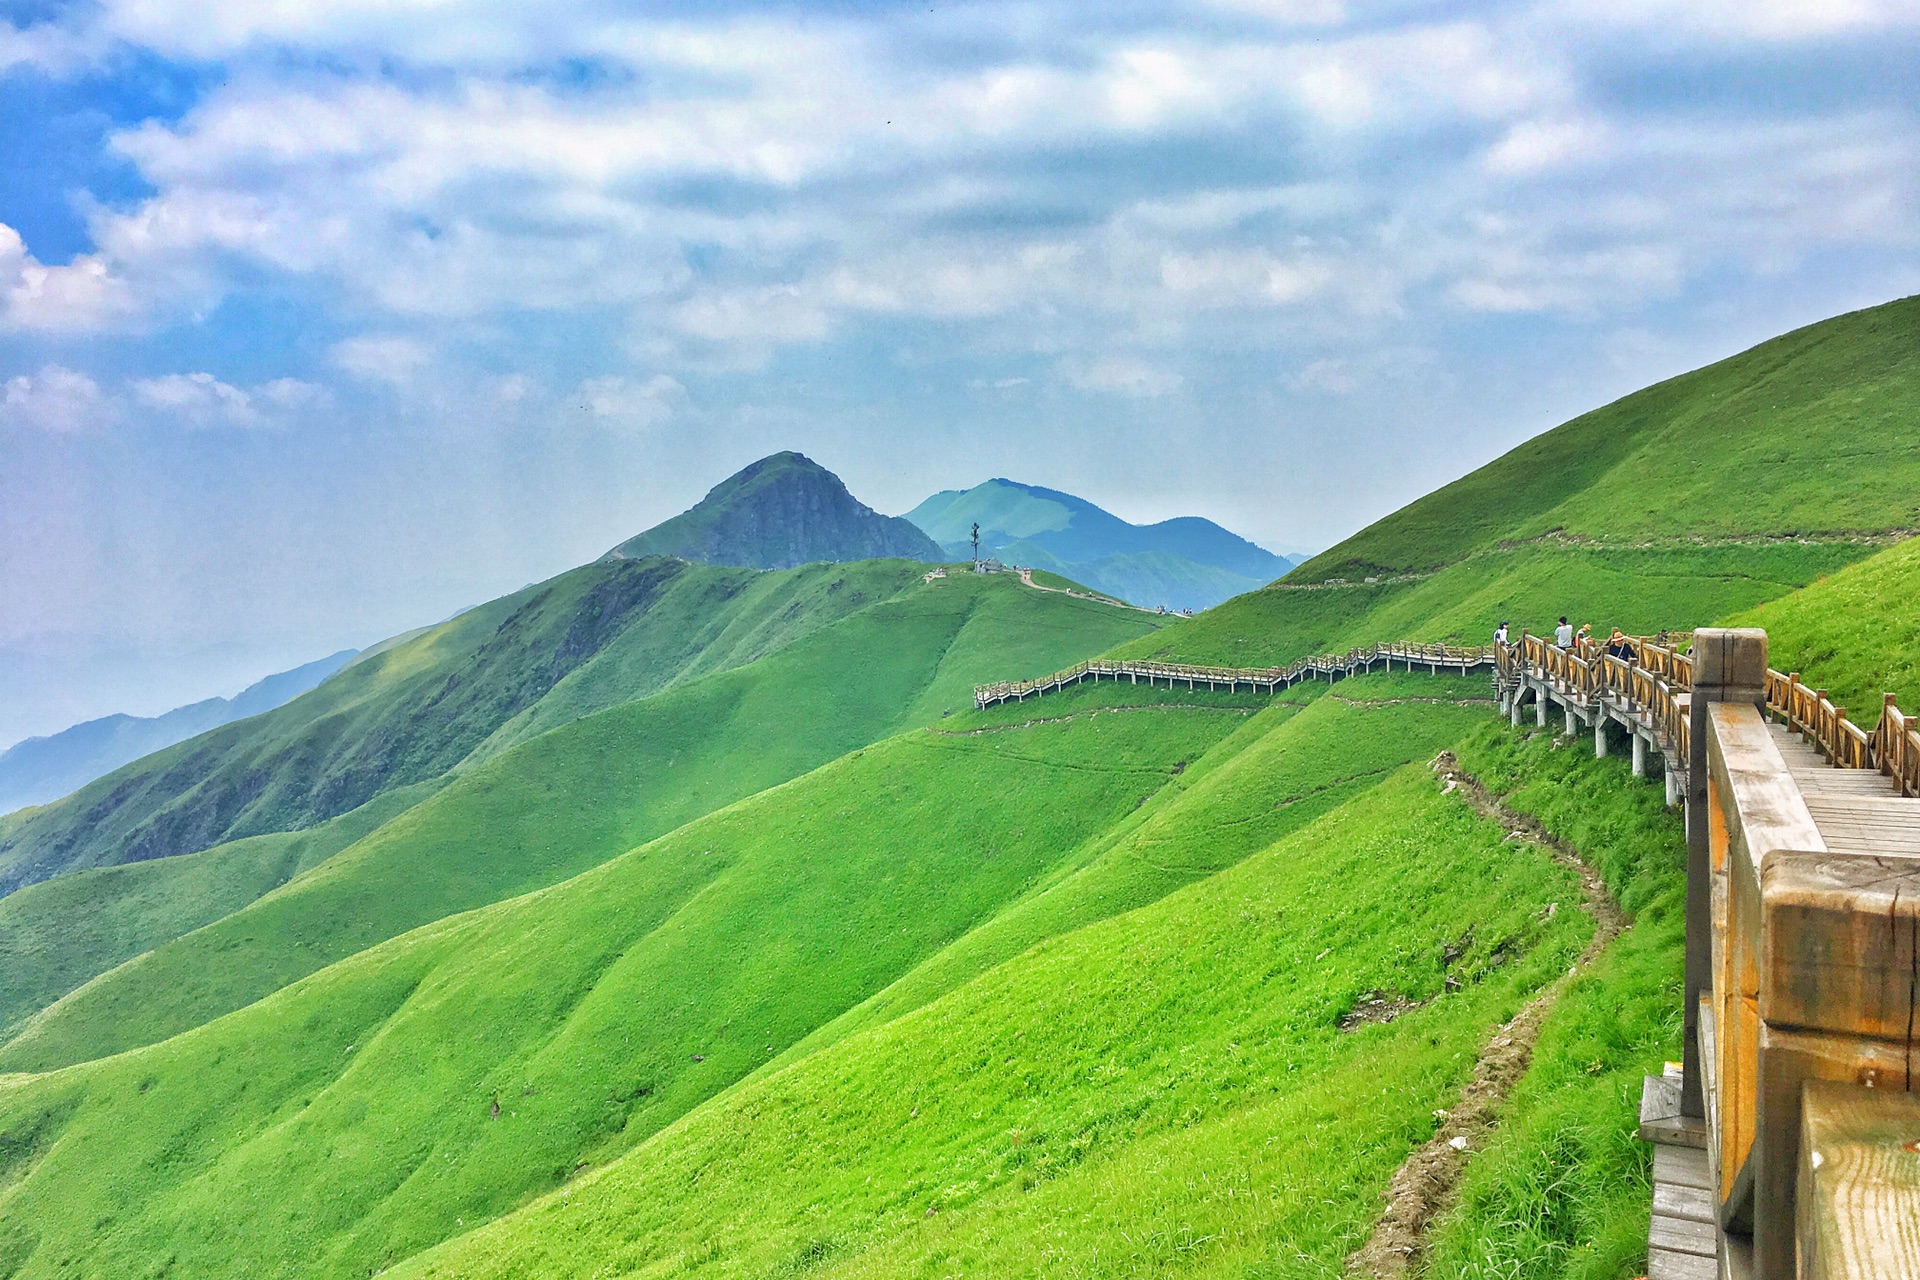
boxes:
[977,625,1920,1278]
[972,643,1494,709]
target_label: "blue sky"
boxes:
[3,0,1919,745]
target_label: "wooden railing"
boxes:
[972,642,1494,709]
[977,624,1920,1275]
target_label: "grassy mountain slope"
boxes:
[1294,295,1920,585]
[0,649,357,816]
[1118,541,1863,667]
[0,685,1259,1280]
[396,761,1587,1280]
[1423,723,1686,1279]
[0,573,1159,1073]
[782,673,1491,1068]
[0,780,443,1044]
[1727,533,1920,717]
[1118,296,1920,665]
[0,557,922,895]
[609,452,942,568]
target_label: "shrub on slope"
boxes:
[0,573,1159,1073]
[0,692,1247,1279]
[0,557,924,895]
[393,766,1591,1280]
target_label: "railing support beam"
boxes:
[1685,629,1769,1124]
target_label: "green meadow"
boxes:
[0,571,1161,1073]
[2,296,1919,1279]
[0,557,930,893]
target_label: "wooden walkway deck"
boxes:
[977,626,1920,1277]
[1642,1071,1717,1280]
[1769,722,1920,854]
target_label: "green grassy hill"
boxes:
[4,298,1918,1280]
[0,573,1160,1072]
[1727,533,1920,717]
[0,681,1260,1278]
[0,780,444,1044]
[1120,295,1919,667]
[0,556,924,895]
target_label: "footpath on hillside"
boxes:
[1346,752,1628,1279]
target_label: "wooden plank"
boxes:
[1651,1246,1721,1280]
[1711,703,1828,873]
[1798,1080,1920,1280]
[1659,1141,1715,1191]
[1760,854,1920,1040]
[1655,1180,1717,1224]
[1800,798,1920,856]
[1653,1212,1721,1257]
[1645,1073,1709,1147]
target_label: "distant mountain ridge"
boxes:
[0,650,358,816]
[905,478,1297,611]
[608,452,942,569]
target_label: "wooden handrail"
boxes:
[972,641,1496,708]
[979,625,1920,1275]
[984,629,1919,795]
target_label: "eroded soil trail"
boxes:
[1345,752,1629,1279]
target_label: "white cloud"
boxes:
[571,374,685,428]
[3,0,1916,377]
[1555,0,1920,42]
[1290,358,1358,394]
[0,20,101,75]
[331,335,432,384]
[129,371,321,427]
[0,366,114,432]
[0,225,134,334]
[1483,116,1615,175]
[1063,355,1185,398]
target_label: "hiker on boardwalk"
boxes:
[1553,616,1574,648]
[1605,628,1635,662]
[1494,621,1510,646]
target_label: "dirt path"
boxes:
[1345,752,1629,1279]
[1007,567,1166,614]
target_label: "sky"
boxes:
[2,0,1919,746]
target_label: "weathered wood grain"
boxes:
[1797,1081,1920,1280]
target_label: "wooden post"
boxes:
[1760,853,1920,1279]
[1688,629,1770,1123]
[1797,1080,1920,1278]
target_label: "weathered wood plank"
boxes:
[1653,1212,1721,1257]
[1659,1141,1715,1191]
[1797,1080,1920,1280]
[1760,854,1920,1041]
[1651,1246,1720,1280]
[1655,1180,1716,1224]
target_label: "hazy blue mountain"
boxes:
[608,452,943,569]
[0,650,358,816]
[905,478,1298,611]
